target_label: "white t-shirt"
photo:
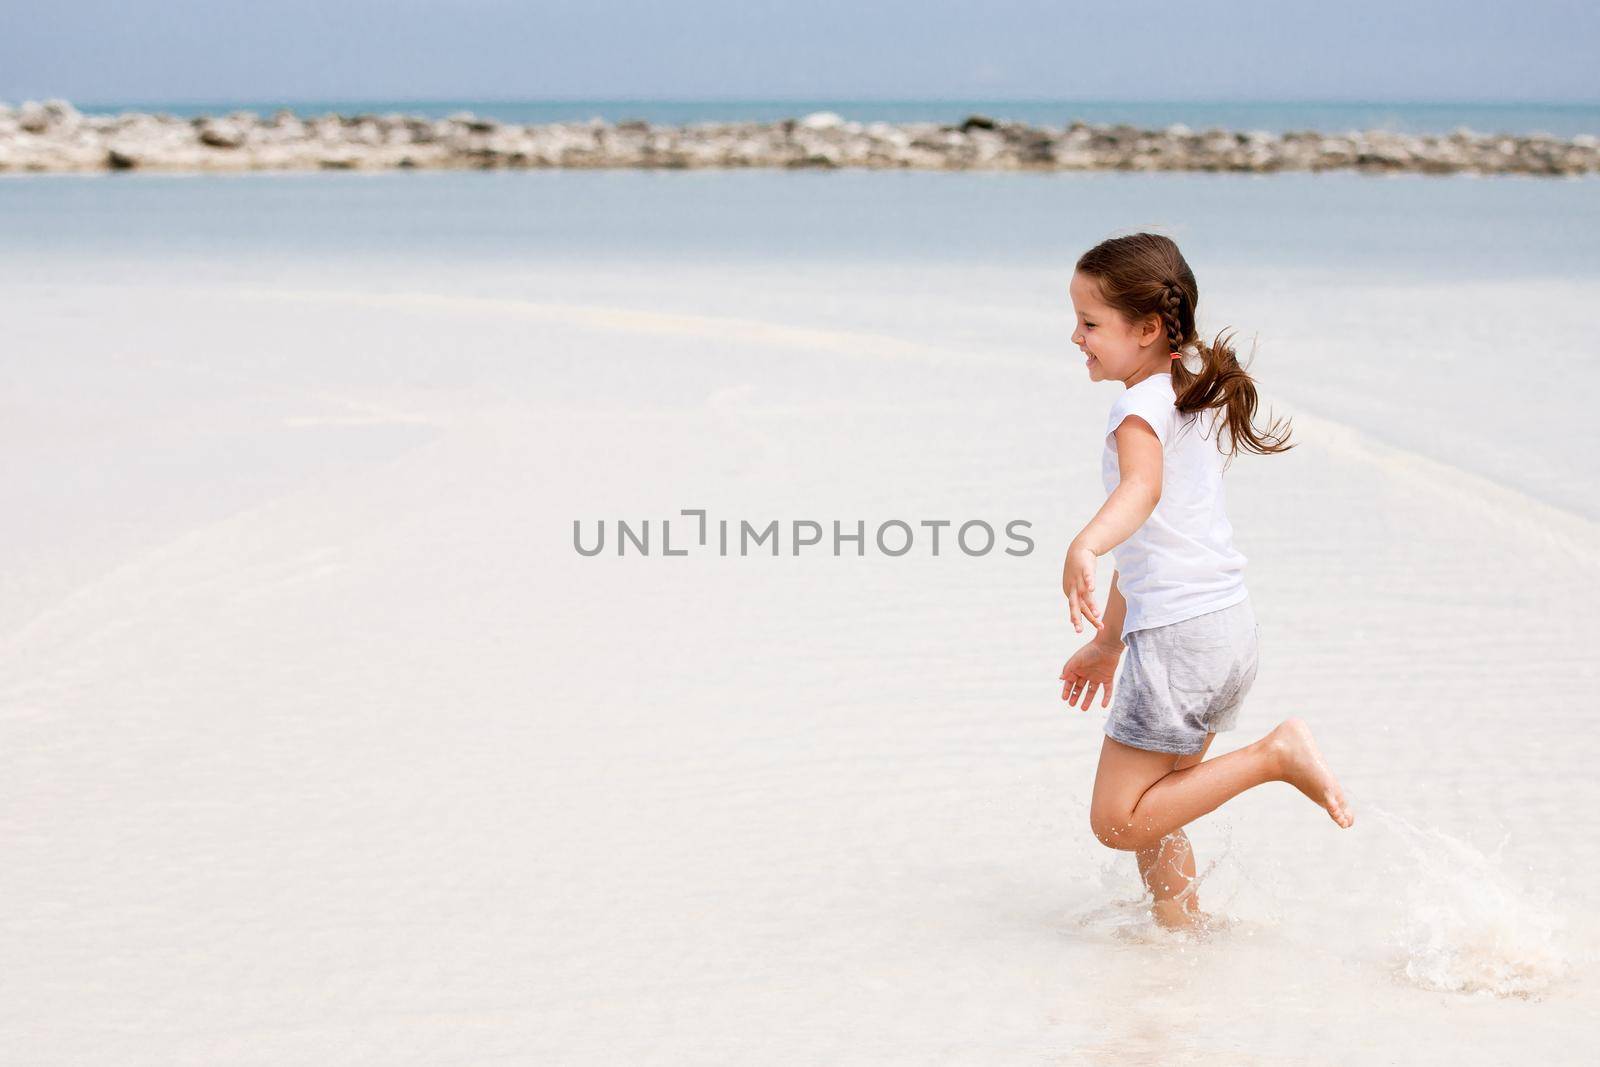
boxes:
[1101,372,1248,642]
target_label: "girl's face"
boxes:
[1069,271,1163,384]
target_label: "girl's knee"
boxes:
[1089,807,1143,851]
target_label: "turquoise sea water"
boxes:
[2,166,1596,520]
[66,97,1600,137]
[4,167,1598,279]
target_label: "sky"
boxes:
[3,0,1597,106]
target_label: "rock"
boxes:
[43,99,81,130]
[349,120,384,146]
[447,110,499,133]
[798,111,844,130]
[0,101,1592,177]
[787,152,839,168]
[198,120,246,148]
[17,101,48,133]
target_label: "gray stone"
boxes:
[0,102,1593,177]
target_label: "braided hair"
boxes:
[1159,279,1187,355]
[1074,232,1293,462]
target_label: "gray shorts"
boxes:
[1104,597,1260,756]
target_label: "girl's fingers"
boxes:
[1082,682,1098,709]
[1068,587,1082,632]
[1074,580,1099,622]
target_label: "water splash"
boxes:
[1370,804,1566,998]
[1071,823,1248,942]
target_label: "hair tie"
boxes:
[1170,350,1183,360]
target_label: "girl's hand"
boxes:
[1061,541,1103,635]
[1060,639,1121,710]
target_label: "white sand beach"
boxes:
[1,170,1596,1064]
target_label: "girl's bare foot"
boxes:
[1151,899,1203,930]
[1267,718,1354,828]
[1151,898,1223,935]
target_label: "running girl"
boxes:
[1058,232,1353,931]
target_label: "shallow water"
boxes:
[0,170,1595,1063]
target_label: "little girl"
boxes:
[1057,232,1353,930]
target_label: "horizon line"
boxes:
[42,94,1600,113]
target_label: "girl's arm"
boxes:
[1077,417,1164,555]
[1094,571,1128,649]
[1062,417,1163,633]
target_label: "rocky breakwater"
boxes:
[2,100,1597,177]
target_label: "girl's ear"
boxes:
[1139,312,1164,344]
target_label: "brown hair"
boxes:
[1075,232,1293,463]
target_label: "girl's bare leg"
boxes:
[1090,717,1353,857]
[1132,736,1212,928]
[1132,831,1196,908]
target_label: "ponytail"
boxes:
[1172,328,1294,465]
